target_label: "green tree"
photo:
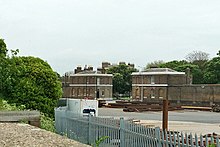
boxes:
[159,60,188,69]
[158,60,204,84]
[0,38,8,57]
[3,56,62,117]
[107,64,137,96]
[0,38,62,117]
[145,60,164,69]
[185,50,209,63]
[203,50,220,84]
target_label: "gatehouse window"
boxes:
[151,89,155,98]
[151,76,155,84]
[159,89,164,99]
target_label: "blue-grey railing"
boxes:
[55,108,220,147]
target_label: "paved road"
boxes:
[98,108,220,124]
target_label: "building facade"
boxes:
[62,67,113,99]
[131,68,220,105]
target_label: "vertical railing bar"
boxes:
[177,132,180,147]
[155,127,161,147]
[181,132,184,147]
[165,130,169,147]
[143,125,147,147]
[135,124,138,147]
[211,135,214,145]
[173,131,176,146]
[205,135,208,147]
[185,133,189,147]
[169,131,172,146]
[88,115,91,145]
[195,133,198,147]
[120,117,125,147]
[200,134,203,147]
[161,130,165,146]
[150,127,153,146]
[137,124,140,147]
[190,133,193,147]
[216,137,219,147]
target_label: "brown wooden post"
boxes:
[162,99,168,131]
[163,85,169,131]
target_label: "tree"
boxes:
[145,60,164,69]
[0,38,62,117]
[217,50,220,56]
[158,60,205,84]
[185,50,209,70]
[3,56,62,117]
[159,60,188,69]
[185,50,209,63]
[174,64,204,84]
[203,51,220,84]
[0,38,8,57]
[107,64,137,96]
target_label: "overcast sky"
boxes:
[0,0,220,74]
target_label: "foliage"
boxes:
[175,64,204,84]
[40,113,55,132]
[0,97,55,132]
[92,136,109,147]
[0,38,8,57]
[0,38,62,117]
[208,143,215,147]
[154,50,220,84]
[185,50,209,63]
[107,64,137,95]
[203,52,220,84]
[0,97,26,111]
[146,60,164,69]
[159,60,188,69]
[3,56,62,117]
[157,59,205,84]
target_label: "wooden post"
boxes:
[162,99,168,131]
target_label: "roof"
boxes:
[132,68,185,75]
[69,72,113,77]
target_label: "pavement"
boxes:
[139,120,220,135]
[98,108,220,135]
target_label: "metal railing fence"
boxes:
[55,108,219,147]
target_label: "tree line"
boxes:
[0,38,62,117]
[107,50,220,97]
[1,37,220,110]
[147,50,220,84]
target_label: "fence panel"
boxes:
[159,130,220,147]
[55,108,220,147]
[90,116,120,147]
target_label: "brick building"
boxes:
[62,66,113,99]
[131,68,220,105]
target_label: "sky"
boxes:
[0,0,220,74]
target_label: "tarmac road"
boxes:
[98,108,220,124]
